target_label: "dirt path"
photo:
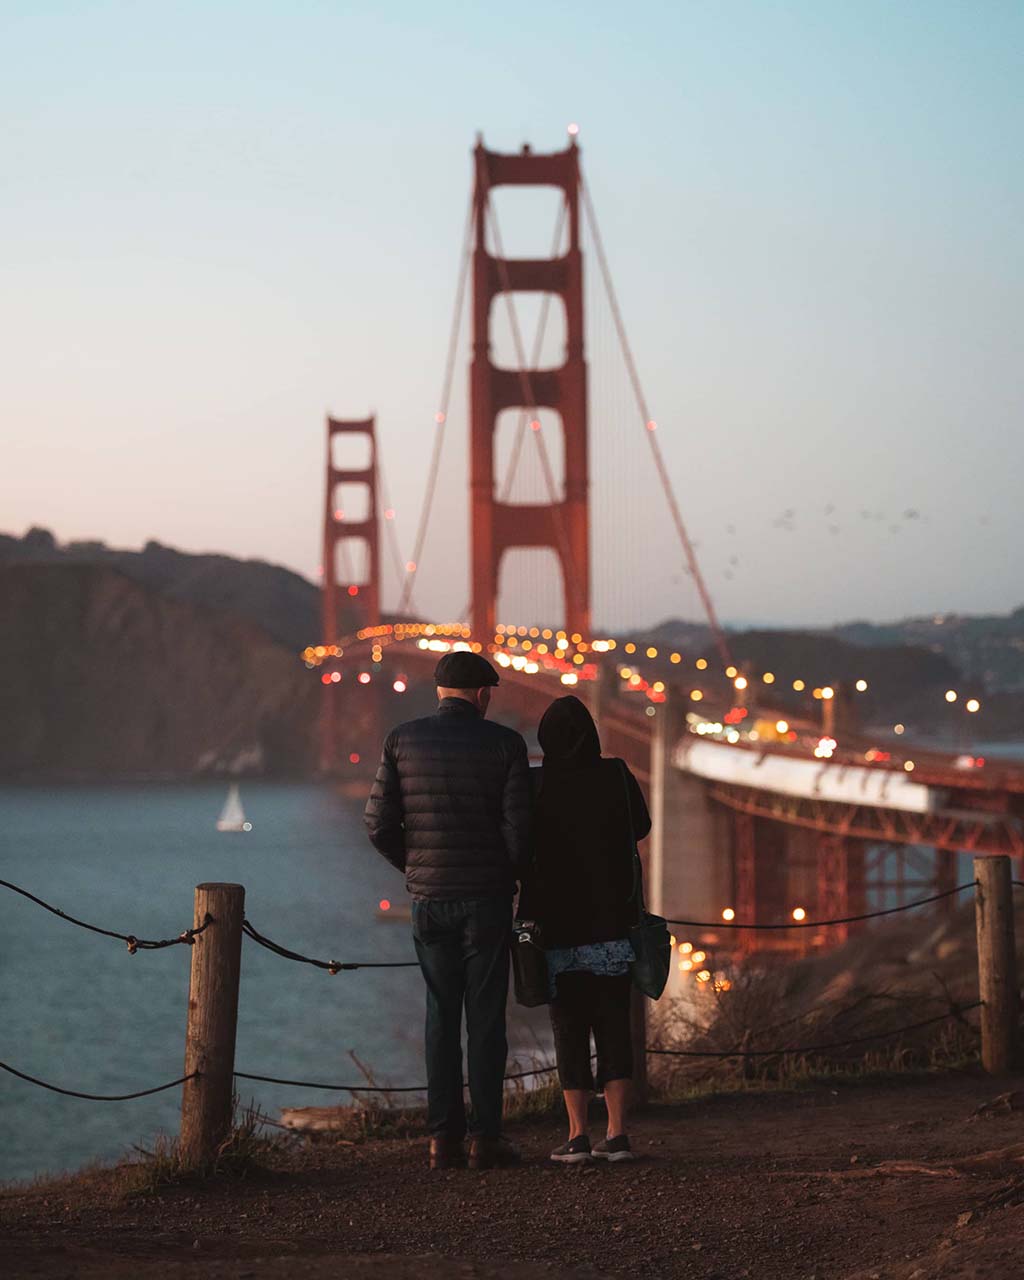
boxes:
[4,1072,1024,1279]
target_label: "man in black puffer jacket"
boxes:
[364,650,531,1170]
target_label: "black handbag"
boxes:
[620,763,672,1000]
[510,919,550,1007]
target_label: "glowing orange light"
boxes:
[792,906,806,921]
[722,907,735,921]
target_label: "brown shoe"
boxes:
[468,1136,521,1170]
[428,1136,466,1170]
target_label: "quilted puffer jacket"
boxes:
[363,696,532,900]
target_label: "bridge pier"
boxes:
[648,698,730,925]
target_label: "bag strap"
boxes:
[618,760,646,926]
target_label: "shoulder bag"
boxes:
[619,761,672,1000]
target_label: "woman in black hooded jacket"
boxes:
[523,695,651,1164]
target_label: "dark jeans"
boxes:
[411,896,512,1141]
[549,971,633,1092]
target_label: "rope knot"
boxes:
[125,936,138,955]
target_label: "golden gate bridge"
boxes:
[306,132,1024,959]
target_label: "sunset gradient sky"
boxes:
[2,1,1021,629]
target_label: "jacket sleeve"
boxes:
[501,735,533,880]
[363,733,406,871]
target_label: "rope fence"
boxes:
[4,875,1009,957]
[2,866,1020,1161]
[665,882,978,931]
[2,1000,983,1103]
[0,879,212,953]
[242,918,419,972]
[0,1061,198,1102]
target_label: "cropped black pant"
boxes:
[549,971,633,1092]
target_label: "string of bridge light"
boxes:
[302,622,983,727]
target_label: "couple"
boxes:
[363,649,650,1170]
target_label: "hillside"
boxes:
[0,527,325,653]
[0,562,318,778]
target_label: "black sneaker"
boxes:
[550,1135,592,1164]
[592,1135,636,1163]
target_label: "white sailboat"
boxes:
[216,783,252,832]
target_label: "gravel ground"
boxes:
[4,1071,1024,1280]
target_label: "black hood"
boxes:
[538,695,601,770]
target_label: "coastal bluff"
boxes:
[0,561,318,779]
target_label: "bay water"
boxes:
[0,782,549,1185]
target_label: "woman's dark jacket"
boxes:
[364,696,532,900]
[521,695,651,948]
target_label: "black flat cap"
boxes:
[434,651,500,688]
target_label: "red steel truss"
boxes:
[709,782,1024,859]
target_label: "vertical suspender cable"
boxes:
[580,178,732,667]
[395,193,475,618]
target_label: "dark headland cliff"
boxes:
[1,528,1022,779]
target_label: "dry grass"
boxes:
[648,956,981,1099]
[117,1096,288,1193]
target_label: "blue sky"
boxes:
[1,1,1021,630]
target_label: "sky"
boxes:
[1,0,1021,631]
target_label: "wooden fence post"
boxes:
[180,882,245,1167]
[973,856,1018,1074]
[630,988,649,1105]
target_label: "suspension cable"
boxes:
[580,177,732,666]
[395,192,475,618]
[376,458,417,616]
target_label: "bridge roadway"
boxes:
[313,625,1024,949]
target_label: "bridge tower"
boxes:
[470,139,590,639]
[320,414,381,773]
[322,414,381,641]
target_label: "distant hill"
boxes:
[0,562,318,778]
[2,530,1022,773]
[834,610,1024,693]
[0,527,327,653]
